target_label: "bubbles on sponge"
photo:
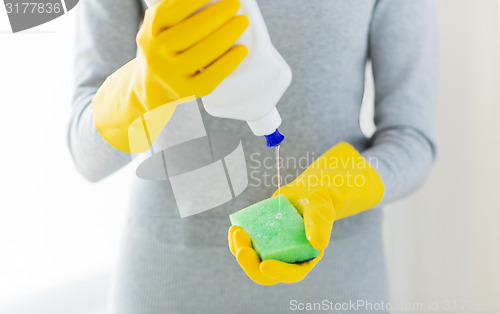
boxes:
[229,195,319,263]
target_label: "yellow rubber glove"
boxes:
[228,225,324,285]
[228,142,385,284]
[92,0,249,152]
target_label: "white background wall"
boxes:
[381,0,500,311]
[0,1,499,313]
[0,7,131,313]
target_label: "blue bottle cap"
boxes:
[265,129,285,147]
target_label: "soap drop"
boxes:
[297,198,309,205]
[275,213,282,219]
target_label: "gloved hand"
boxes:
[92,0,249,152]
[229,225,324,285]
[228,142,385,284]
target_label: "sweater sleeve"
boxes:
[67,0,143,182]
[361,0,438,205]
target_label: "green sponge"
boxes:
[229,195,320,263]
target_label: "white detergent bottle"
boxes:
[145,0,292,147]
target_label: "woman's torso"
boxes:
[113,1,388,312]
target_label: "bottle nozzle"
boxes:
[265,129,285,147]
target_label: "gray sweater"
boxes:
[69,0,437,313]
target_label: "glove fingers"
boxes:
[236,247,279,286]
[178,15,249,73]
[162,0,242,53]
[303,202,335,250]
[228,225,242,256]
[273,187,335,250]
[232,228,253,250]
[260,250,324,283]
[191,44,248,96]
[150,0,212,36]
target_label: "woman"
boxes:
[68,0,437,312]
